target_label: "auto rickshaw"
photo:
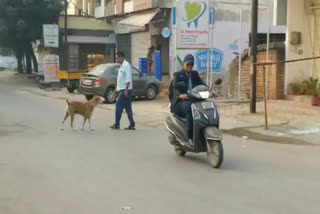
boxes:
[57,54,106,93]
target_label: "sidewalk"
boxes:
[1,71,319,145]
[219,101,320,145]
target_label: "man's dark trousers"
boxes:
[173,100,193,139]
[115,90,135,127]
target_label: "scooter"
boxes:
[164,81,223,168]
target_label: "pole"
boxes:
[64,0,69,70]
[250,0,258,113]
[238,7,243,102]
[262,65,268,129]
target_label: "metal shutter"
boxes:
[131,31,150,69]
[116,34,132,64]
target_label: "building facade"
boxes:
[68,0,96,16]
[95,0,172,75]
[59,15,116,70]
[285,0,320,93]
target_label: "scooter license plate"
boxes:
[202,102,214,110]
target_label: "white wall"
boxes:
[124,0,134,13]
[95,0,106,18]
[285,0,314,91]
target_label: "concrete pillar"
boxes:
[273,0,287,26]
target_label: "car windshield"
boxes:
[88,64,114,76]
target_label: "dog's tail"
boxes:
[66,99,70,105]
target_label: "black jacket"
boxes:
[170,69,205,112]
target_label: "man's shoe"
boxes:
[110,124,120,130]
[125,126,136,130]
[189,139,194,147]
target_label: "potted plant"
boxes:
[308,78,320,106]
[288,82,299,95]
[300,80,311,95]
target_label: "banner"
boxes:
[44,55,59,83]
[43,24,59,48]
[177,0,210,48]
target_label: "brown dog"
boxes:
[60,96,102,131]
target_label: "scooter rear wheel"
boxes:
[206,140,223,168]
[174,145,186,156]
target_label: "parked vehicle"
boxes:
[164,81,224,168]
[79,63,160,103]
[57,54,106,93]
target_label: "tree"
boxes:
[0,0,64,74]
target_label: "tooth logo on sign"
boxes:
[183,1,207,28]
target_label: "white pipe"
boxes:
[207,50,210,87]
[238,7,242,102]
[209,7,214,88]
[207,7,212,86]
[266,7,270,99]
[173,1,177,77]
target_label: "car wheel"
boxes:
[104,88,116,104]
[85,95,94,101]
[146,85,158,100]
[67,86,77,93]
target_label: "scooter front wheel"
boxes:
[174,145,186,156]
[206,140,224,168]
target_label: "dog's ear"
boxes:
[95,96,101,102]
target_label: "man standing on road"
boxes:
[110,52,135,130]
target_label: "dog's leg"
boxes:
[88,118,95,131]
[60,109,69,131]
[70,114,75,131]
[81,118,87,131]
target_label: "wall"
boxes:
[59,16,113,31]
[231,47,285,100]
[156,0,173,8]
[285,0,314,92]
[116,0,125,14]
[168,0,287,98]
[124,0,134,13]
[131,32,150,68]
[133,0,153,12]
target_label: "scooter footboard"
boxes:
[203,127,222,141]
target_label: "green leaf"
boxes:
[185,1,202,21]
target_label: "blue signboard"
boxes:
[195,49,224,73]
[212,49,224,72]
[195,50,208,72]
[154,51,162,82]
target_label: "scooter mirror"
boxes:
[215,79,222,85]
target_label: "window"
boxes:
[132,67,140,76]
[96,0,101,7]
[249,33,286,46]
[111,66,120,76]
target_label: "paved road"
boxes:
[0,74,320,214]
